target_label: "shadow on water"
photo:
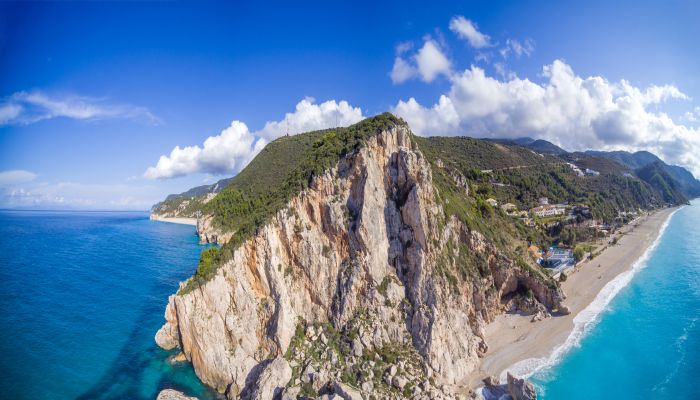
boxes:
[74,218,220,400]
[74,302,212,400]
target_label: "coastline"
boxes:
[469,206,679,389]
[149,214,198,226]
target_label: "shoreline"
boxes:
[149,214,198,226]
[469,206,679,389]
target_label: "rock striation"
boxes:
[155,124,560,399]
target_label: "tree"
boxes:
[573,246,585,262]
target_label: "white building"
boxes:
[531,205,565,218]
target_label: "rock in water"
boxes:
[507,372,537,400]
[156,389,198,400]
[154,297,180,350]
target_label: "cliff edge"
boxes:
[155,117,560,399]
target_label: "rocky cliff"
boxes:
[155,122,561,399]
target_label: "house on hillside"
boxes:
[585,168,600,176]
[538,197,549,206]
[545,248,576,271]
[531,204,565,218]
[567,162,584,177]
[486,198,498,207]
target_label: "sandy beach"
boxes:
[468,206,678,388]
[149,215,198,226]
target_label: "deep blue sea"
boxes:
[530,202,700,399]
[1,206,699,400]
[0,211,217,400]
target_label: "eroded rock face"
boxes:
[155,125,561,398]
[239,356,292,400]
[196,214,233,245]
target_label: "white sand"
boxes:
[467,207,678,388]
[149,215,198,226]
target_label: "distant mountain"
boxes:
[163,177,232,202]
[563,152,632,176]
[487,137,568,155]
[635,161,688,204]
[585,150,700,198]
[584,150,658,170]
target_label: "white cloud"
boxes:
[144,98,364,179]
[144,121,265,180]
[500,38,535,59]
[0,170,37,186]
[393,59,700,176]
[0,181,164,210]
[415,40,452,82]
[390,39,451,84]
[256,98,363,140]
[449,16,491,48]
[390,56,418,84]
[0,91,160,126]
[684,106,700,123]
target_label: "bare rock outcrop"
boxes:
[240,356,292,400]
[156,389,198,400]
[507,372,537,400]
[155,124,561,398]
[196,214,233,245]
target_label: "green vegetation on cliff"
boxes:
[180,113,404,293]
[168,114,693,293]
[414,136,666,222]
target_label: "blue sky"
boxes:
[1,1,700,209]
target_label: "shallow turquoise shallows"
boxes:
[0,211,217,400]
[531,201,700,399]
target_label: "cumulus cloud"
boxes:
[0,91,160,126]
[393,59,700,176]
[144,98,364,179]
[449,16,491,48]
[256,98,363,140]
[144,121,266,180]
[0,170,37,185]
[415,40,452,82]
[390,39,451,84]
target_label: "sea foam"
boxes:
[500,208,680,383]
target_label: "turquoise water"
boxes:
[2,207,699,400]
[0,211,217,400]
[531,202,700,399]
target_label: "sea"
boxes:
[0,211,217,400]
[529,201,700,399]
[0,204,698,400]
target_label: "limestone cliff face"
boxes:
[196,214,233,245]
[155,125,561,398]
